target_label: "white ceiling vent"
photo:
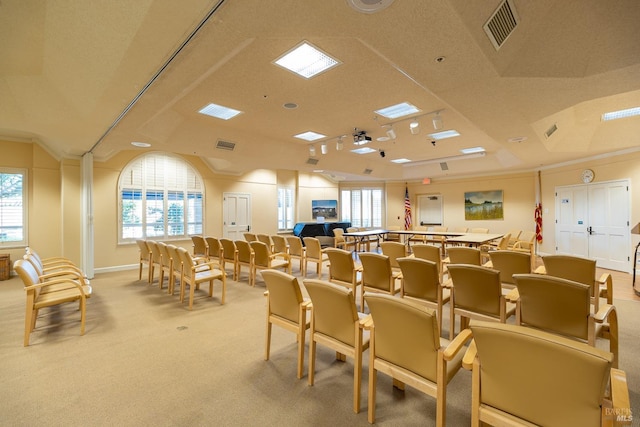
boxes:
[347,0,395,14]
[440,162,449,171]
[544,123,558,139]
[216,140,236,151]
[483,0,519,50]
[307,157,319,165]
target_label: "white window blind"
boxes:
[0,170,27,246]
[340,186,383,228]
[277,187,294,231]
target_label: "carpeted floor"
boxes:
[0,263,638,426]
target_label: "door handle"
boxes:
[587,226,593,235]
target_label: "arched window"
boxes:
[118,153,204,242]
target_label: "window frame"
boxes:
[340,186,384,228]
[277,186,295,232]
[0,168,27,248]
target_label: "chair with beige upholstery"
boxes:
[411,243,444,282]
[325,248,362,297]
[506,229,522,248]
[177,247,226,309]
[146,240,163,285]
[383,225,401,242]
[262,269,311,379]
[464,321,629,427]
[511,230,536,268]
[346,227,362,252]
[365,293,472,425]
[303,237,329,278]
[234,240,254,283]
[243,232,257,242]
[425,225,448,254]
[484,250,531,289]
[510,273,619,368]
[270,235,289,260]
[286,236,306,275]
[136,239,152,282]
[250,241,290,286]
[333,228,357,252]
[191,235,208,259]
[257,234,273,251]
[408,225,428,244]
[479,232,511,263]
[304,279,371,414]
[14,259,92,346]
[443,246,482,266]
[446,264,515,340]
[155,241,173,291]
[166,244,183,295]
[358,252,401,313]
[470,227,489,234]
[397,256,450,336]
[538,254,613,310]
[24,249,87,283]
[205,236,223,264]
[219,238,238,281]
[379,241,407,272]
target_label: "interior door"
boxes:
[223,192,251,240]
[417,194,443,226]
[555,186,589,257]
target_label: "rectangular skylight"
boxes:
[375,102,421,119]
[294,131,326,141]
[351,147,377,154]
[460,146,485,154]
[602,106,640,121]
[391,158,411,164]
[429,130,461,141]
[198,103,242,120]
[274,41,340,79]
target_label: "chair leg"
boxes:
[220,277,226,305]
[297,325,305,379]
[265,319,272,361]
[308,337,316,386]
[367,356,377,423]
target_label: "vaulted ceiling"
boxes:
[2,0,639,181]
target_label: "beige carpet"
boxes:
[0,265,638,426]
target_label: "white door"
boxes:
[223,193,251,240]
[417,194,443,226]
[555,180,630,271]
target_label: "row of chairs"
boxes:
[14,248,93,346]
[137,240,226,310]
[262,270,629,425]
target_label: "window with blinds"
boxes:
[277,187,294,231]
[0,170,27,246]
[340,187,383,228]
[118,153,204,242]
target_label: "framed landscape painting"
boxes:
[464,190,503,220]
[312,200,338,220]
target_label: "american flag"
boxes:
[404,187,412,230]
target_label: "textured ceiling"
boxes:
[1,0,639,181]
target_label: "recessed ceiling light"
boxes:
[428,130,461,141]
[460,146,485,154]
[391,158,411,164]
[274,41,340,79]
[294,131,326,141]
[602,106,640,121]
[351,147,377,154]
[283,102,298,109]
[375,102,421,119]
[131,141,151,148]
[198,103,242,120]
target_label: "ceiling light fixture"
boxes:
[336,137,344,151]
[410,120,420,135]
[309,145,316,157]
[432,113,443,130]
[273,41,340,79]
[386,125,396,140]
[320,143,328,155]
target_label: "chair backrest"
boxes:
[411,244,441,264]
[262,270,304,324]
[469,321,613,427]
[244,232,257,242]
[271,235,288,254]
[515,230,535,248]
[542,254,596,288]
[220,239,237,262]
[451,227,468,233]
[513,273,591,340]
[447,247,481,265]
[346,227,358,233]
[205,237,222,260]
[397,257,440,301]
[177,247,196,279]
[157,242,172,268]
[14,258,39,289]
[359,252,394,292]
[495,232,511,250]
[235,240,253,264]
[303,237,322,259]
[379,241,406,269]
[325,248,356,283]
[470,228,489,233]
[432,225,447,232]
[333,228,346,245]
[286,236,304,257]
[147,240,162,264]
[136,239,151,259]
[191,235,208,256]
[257,234,272,248]
[447,264,502,316]
[365,293,441,382]
[250,241,271,267]
[166,244,182,274]
[488,250,531,285]
[507,230,522,246]
[303,279,360,346]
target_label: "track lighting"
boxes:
[379,150,386,158]
[309,145,316,157]
[432,113,443,130]
[410,120,420,135]
[386,126,396,140]
[336,137,343,151]
[320,143,328,155]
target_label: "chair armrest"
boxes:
[359,314,373,329]
[26,277,89,295]
[533,265,546,274]
[482,260,493,268]
[462,339,477,370]
[505,288,520,302]
[594,303,616,323]
[443,328,473,361]
[597,273,613,304]
[39,270,87,284]
[301,300,312,310]
[610,368,631,416]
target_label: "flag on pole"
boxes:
[404,187,412,230]
[535,202,543,242]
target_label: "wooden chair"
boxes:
[146,240,163,285]
[365,293,471,425]
[479,232,511,264]
[177,247,226,309]
[333,228,357,252]
[243,232,257,242]
[470,227,489,234]
[136,239,151,282]
[397,256,450,336]
[379,241,407,272]
[408,225,428,244]
[304,279,371,414]
[155,241,173,291]
[510,273,619,368]
[446,264,515,340]
[358,252,402,313]
[257,234,273,251]
[14,259,92,346]
[506,229,522,248]
[270,235,289,260]
[250,241,290,286]
[511,230,536,268]
[262,269,311,379]
[443,246,482,265]
[235,240,254,283]
[465,321,629,427]
[303,237,329,278]
[286,236,306,275]
[166,244,183,295]
[484,250,531,289]
[205,236,223,264]
[383,225,401,242]
[411,243,445,282]
[219,238,238,281]
[191,235,208,258]
[23,250,87,283]
[425,225,448,254]
[325,248,362,297]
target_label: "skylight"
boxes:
[199,103,242,120]
[429,130,460,141]
[351,147,377,154]
[391,158,411,164]
[274,41,340,79]
[460,146,485,154]
[602,106,640,121]
[375,102,421,119]
[294,131,327,141]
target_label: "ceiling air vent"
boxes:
[483,0,519,50]
[440,162,449,171]
[363,168,373,175]
[216,140,236,151]
[306,157,319,165]
[544,123,558,139]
